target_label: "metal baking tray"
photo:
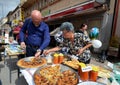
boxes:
[33,64,79,85]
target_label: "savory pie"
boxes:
[17,57,46,68]
[34,65,78,85]
[98,67,111,78]
[63,59,80,69]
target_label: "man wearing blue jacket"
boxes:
[20,10,50,58]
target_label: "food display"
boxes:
[16,52,114,85]
[34,65,78,85]
[63,59,80,69]
[87,64,111,78]
[98,67,111,78]
[17,57,47,68]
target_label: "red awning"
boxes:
[43,0,102,21]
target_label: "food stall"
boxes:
[16,52,120,85]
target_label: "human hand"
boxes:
[77,48,84,55]
[20,42,26,49]
[43,50,50,55]
[35,51,41,58]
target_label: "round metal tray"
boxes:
[33,64,79,85]
[17,56,47,69]
[34,64,76,74]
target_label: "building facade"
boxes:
[20,0,118,52]
[10,5,23,27]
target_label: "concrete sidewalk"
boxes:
[0,56,28,85]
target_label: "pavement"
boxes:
[0,56,28,85]
[0,53,119,85]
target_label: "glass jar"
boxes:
[78,66,89,81]
[53,54,59,64]
[59,53,64,64]
[89,70,98,82]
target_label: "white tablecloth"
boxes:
[20,54,52,85]
[20,68,38,85]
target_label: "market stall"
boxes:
[16,52,120,85]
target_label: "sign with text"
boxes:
[81,66,92,72]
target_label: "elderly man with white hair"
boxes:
[20,10,50,58]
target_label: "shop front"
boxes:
[44,0,111,53]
